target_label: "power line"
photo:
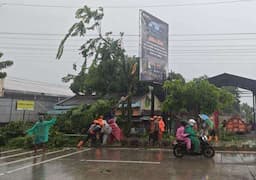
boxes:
[0,43,80,47]
[7,76,70,87]
[169,53,256,55]
[170,62,256,64]
[9,58,256,64]
[8,54,256,59]
[4,31,256,37]
[18,58,256,63]
[5,48,256,54]
[3,43,256,51]
[171,48,256,51]
[170,38,256,41]
[170,63,256,65]
[0,32,136,37]
[0,46,78,51]
[0,36,82,41]
[124,38,256,42]
[168,45,256,47]
[2,0,255,9]
[4,36,256,42]
[4,42,256,48]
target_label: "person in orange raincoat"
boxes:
[158,116,165,144]
[97,115,105,127]
[77,120,101,148]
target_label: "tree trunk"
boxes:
[127,95,132,121]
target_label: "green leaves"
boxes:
[56,6,104,59]
[0,60,13,69]
[56,5,146,99]
[163,76,235,115]
[0,52,13,79]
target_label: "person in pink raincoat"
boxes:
[176,120,191,151]
[108,118,122,142]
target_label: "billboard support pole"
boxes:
[149,85,154,116]
[253,92,256,130]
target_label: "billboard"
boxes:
[17,100,35,111]
[139,10,169,83]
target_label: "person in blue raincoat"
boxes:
[26,114,56,154]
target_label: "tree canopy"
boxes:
[162,76,235,115]
[56,6,147,97]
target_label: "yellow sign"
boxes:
[17,100,35,111]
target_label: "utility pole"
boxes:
[253,92,256,130]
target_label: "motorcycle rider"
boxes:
[176,120,191,151]
[185,119,200,153]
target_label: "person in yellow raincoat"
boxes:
[26,114,56,154]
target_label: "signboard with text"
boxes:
[17,100,35,111]
[139,10,169,83]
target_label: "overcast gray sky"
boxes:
[1,0,256,105]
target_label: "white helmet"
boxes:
[188,119,196,126]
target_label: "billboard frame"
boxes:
[139,10,169,84]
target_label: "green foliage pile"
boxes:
[0,121,33,146]
[56,99,114,133]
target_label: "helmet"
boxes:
[188,119,196,126]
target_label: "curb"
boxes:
[88,146,256,154]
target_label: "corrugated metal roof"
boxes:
[56,95,99,106]
[4,77,74,97]
[208,73,256,93]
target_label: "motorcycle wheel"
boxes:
[173,146,184,158]
[203,146,215,158]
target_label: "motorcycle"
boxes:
[172,135,215,158]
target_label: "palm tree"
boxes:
[0,52,13,79]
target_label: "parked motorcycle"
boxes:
[173,135,215,158]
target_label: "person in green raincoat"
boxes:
[26,114,56,154]
[185,119,200,153]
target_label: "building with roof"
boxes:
[0,77,73,123]
[208,73,256,128]
[54,92,162,118]
[48,94,100,115]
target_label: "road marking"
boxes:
[86,160,161,164]
[216,150,256,154]
[0,149,22,154]
[107,147,172,152]
[0,148,71,167]
[0,150,42,160]
[0,148,91,176]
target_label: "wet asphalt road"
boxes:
[0,148,255,180]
